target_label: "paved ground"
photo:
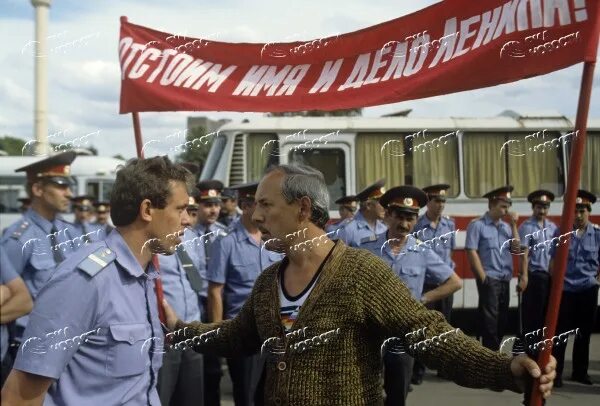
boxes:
[218,334,600,405]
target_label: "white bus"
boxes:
[198,111,600,310]
[0,154,124,227]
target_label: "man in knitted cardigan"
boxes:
[163,164,557,406]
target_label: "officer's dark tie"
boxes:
[49,225,65,264]
[176,245,203,293]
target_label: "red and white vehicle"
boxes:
[199,111,600,310]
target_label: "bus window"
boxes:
[508,132,565,197]
[86,182,100,201]
[201,133,228,180]
[86,180,115,202]
[356,133,406,191]
[464,132,565,198]
[0,177,26,213]
[571,132,600,195]
[246,133,278,182]
[289,148,346,209]
[463,133,507,197]
[412,133,459,196]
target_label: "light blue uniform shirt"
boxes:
[14,230,163,406]
[207,220,283,319]
[413,214,456,270]
[325,218,352,239]
[518,217,558,273]
[158,229,203,321]
[1,245,20,361]
[1,209,78,333]
[336,211,387,247]
[465,213,514,281]
[192,221,228,299]
[550,223,600,292]
[361,232,454,299]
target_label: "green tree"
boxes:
[0,136,27,155]
[175,126,213,174]
[268,108,363,117]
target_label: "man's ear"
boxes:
[298,196,312,221]
[139,199,154,223]
[30,182,44,198]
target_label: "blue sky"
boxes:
[1,0,598,159]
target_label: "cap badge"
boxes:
[208,190,217,197]
[506,192,511,199]
[540,195,547,202]
[576,197,583,204]
[439,190,446,196]
[403,198,413,207]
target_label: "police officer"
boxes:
[69,195,103,245]
[0,152,78,345]
[465,186,519,351]
[157,223,205,406]
[93,201,115,235]
[360,186,462,406]
[0,246,33,386]
[517,190,558,337]
[411,184,457,384]
[325,195,358,235]
[207,182,283,406]
[337,179,387,247]
[1,156,191,405]
[193,179,229,406]
[186,196,200,228]
[551,190,599,387]
[219,188,241,227]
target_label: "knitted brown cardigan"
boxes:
[175,240,521,405]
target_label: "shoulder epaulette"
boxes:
[77,246,116,277]
[593,223,600,230]
[360,235,377,244]
[443,215,455,222]
[10,220,30,239]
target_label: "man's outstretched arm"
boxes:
[163,273,263,358]
[359,253,556,399]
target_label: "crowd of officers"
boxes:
[0,150,597,405]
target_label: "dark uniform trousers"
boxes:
[552,285,599,378]
[477,277,510,351]
[412,283,453,381]
[384,352,414,406]
[521,271,551,336]
[158,348,205,406]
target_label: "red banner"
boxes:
[119,0,599,113]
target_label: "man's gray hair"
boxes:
[265,164,330,228]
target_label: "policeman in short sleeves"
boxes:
[157,226,206,406]
[1,152,78,343]
[465,186,517,351]
[551,190,600,386]
[360,186,460,406]
[68,195,103,246]
[12,230,163,405]
[517,190,558,336]
[336,180,387,247]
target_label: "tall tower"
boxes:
[31,0,51,155]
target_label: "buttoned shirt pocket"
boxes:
[29,253,57,292]
[231,258,260,282]
[480,233,498,251]
[107,323,150,377]
[397,265,423,296]
[582,241,598,262]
